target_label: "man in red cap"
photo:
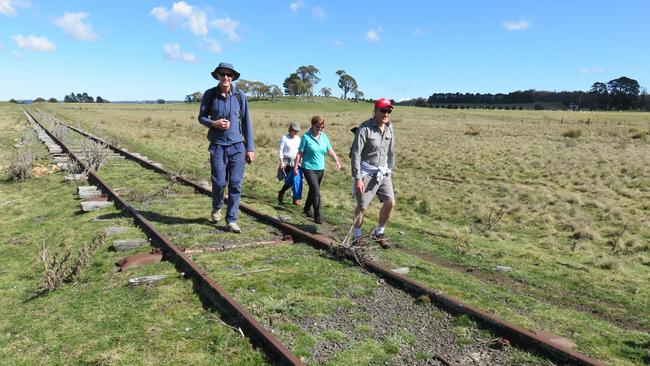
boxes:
[349,98,396,248]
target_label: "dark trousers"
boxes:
[209,142,245,223]
[303,169,324,221]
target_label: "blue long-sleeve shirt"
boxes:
[198,85,254,152]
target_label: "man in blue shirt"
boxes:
[198,62,255,233]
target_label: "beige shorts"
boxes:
[355,174,395,209]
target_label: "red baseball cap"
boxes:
[374,98,393,109]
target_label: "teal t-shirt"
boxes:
[298,130,332,170]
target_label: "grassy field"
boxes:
[2,99,650,365]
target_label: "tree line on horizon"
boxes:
[400,76,648,111]
[185,65,368,103]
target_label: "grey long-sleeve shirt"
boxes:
[350,118,395,179]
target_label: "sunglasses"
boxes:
[314,124,325,129]
[218,72,234,78]
[378,108,392,114]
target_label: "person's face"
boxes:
[312,122,325,132]
[374,107,392,124]
[217,69,235,87]
[289,129,298,137]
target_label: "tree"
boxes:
[589,82,608,110]
[607,76,640,110]
[184,91,203,103]
[156,99,165,104]
[33,97,46,103]
[353,89,364,101]
[48,98,58,103]
[320,87,332,97]
[283,73,308,96]
[236,79,252,95]
[296,65,320,96]
[336,70,357,99]
[96,96,108,103]
[269,85,282,101]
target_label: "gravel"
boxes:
[290,283,515,365]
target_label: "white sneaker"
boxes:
[227,222,241,233]
[211,209,222,222]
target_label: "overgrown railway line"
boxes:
[24,108,604,366]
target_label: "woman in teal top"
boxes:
[293,115,341,224]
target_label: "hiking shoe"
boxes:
[303,210,313,218]
[371,233,391,249]
[211,209,222,222]
[277,190,284,204]
[227,222,241,233]
[351,236,367,247]
[314,217,323,224]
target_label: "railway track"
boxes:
[24,108,605,366]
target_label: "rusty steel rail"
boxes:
[24,110,304,366]
[41,111,605,366]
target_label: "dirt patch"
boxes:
[290,283,515,365]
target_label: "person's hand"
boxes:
[355,178,364,193]
[334,161,341,171]
[279,162,286,170]
[246,151,255,164]
[293,166,299,175]
[211,118,230,130]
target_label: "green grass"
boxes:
[5,100,650,365]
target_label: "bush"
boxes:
[8,131,38,181]
[562,129,582,138]
[9,149,36,180]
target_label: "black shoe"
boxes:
[277,190,284,204]
[303,210,313,218]
[314,217,323,224]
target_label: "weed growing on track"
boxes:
[0,103,270,365]
[25,100,650,365]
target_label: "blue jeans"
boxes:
[209,142,245,223]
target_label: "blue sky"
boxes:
[2,0,649,101]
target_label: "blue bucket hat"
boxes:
[211,62,241,81]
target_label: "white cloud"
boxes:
[151,1,208,36]
[54,12,98,41]
[311,6,326,21]
[413,27,429,36]
[204,38,222,54]
[163,43,196,63]
[210,17,240,42]
[289,1,304,13]
[150,6,169,22]
[580,66,605,74]
[0,0,16,15]
[13,34,56,52]
[365,27,382,42]
[502,19,530,31]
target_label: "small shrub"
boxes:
[9,149,36,180]
[464,124,480,136]
[39,233,106,292]
[562,129,582,138]
[143,116,152,122]
[81,139,110,172]
[8,131,38,181]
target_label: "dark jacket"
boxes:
[198,85,254,151]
